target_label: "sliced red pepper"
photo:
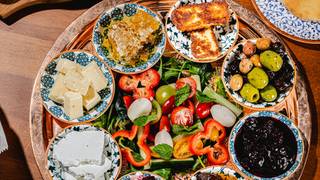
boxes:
[139,69,160,89]
[162,96,175,115]
[133,87,155,100]
[123,125,151,167]
[189,119,228,165]
[112,125,138,140]
[118,75,139,92]
[176,77,197,98]
[196,102,214,119]
[159,115,170,132]
[123,96,133,109]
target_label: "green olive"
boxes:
[240,83,260,103]
[260,85,277,102]
[248,67,269,89]
[260,50,283,72]
[256,38,271,50]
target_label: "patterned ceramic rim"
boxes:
[118,171,164,180]
[221,39,296,109]
[46,124,122,180]
[228,111,304,180]
[39,50,115,123]
[191,166,244,179]
[92,3,166,74]
[165,0,240,63]
[251,0,320,44]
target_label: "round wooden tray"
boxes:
[29,0,312,179]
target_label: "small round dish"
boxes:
[222,39,296,109]
[251,0,320,44]
[119,171,164,180]
[191,166,244,180]
[229,111,304,179]
[40,50,115,123]
[92,3,166,74]
[165,0,239,63]
[46,124,121,180]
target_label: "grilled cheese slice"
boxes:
[191,28,220,60]
[172,2,229,32]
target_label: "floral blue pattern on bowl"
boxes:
[47,125,121,180]
[222,39,295,109]
[119,171,163,180]
[165,0,239,63]
[229,111,304,180]
[40,51,115,123]
[92,3,166,74]
[255,0,320,41]
[191,166,244,180]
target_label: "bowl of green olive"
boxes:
[222,38,296,109]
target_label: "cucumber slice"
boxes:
[146,158,195,170]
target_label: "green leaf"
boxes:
[175,85,190,106]
[132,152,144,162]
[133,114,157,126]
[152,144,173,160]
[196,90,215,103]
[152,168,172,180]
[172,121,203,135]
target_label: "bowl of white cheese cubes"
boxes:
[40,51,115,123]
[46,124,121,180]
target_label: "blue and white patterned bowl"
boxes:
[46,124,121,180]
[228,111,304,180]
[40,50,115,123]
[119,171,164,180]
[222,39,296,109]
[165,0,239,63]
[92,3,166,74]
[253,0,320,43]
[191,166,244,179]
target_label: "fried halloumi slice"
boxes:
[191,28,220,60]
[171,2,229,32]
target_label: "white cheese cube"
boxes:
[64,71,90,95]
[81,61,108,92]
[49,74,68,104]
[83,85,101,110]
[53,130,105,167]
[64,92,83,119]
[63,172,77,180]
[56,58,78,74]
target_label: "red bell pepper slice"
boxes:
[123,125,151,167]
[123,96,133,109]
[207,143,229,165]
[112,125,138,140]
[159,115,170,132]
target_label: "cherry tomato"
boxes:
[171,107,193,126]
[139,69,160,89]
[123,96,133,109]
[162,96,175,114]
[118,75,139,92]
[176,77,197,98]
[133,88,155,100]
[159,115,170,132]
[156,85,176,105]
[183,100,195,115]
[196,102,214,119]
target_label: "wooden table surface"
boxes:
[0,0,319,179]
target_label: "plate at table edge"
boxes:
[118,171,164,180]
[221,38,297,110]
[228,111,305,179]
[165,0,240,63]
[39,50,115,124]
[251,0,320,44]
[45,124,122,180]
[191,166,245,180]
[92,3,166,74]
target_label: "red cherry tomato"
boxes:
[183,100,195,115]
[176,77,197,98]
[171,107,194,126]
[196,102,214,119]
[159,115,170,132]
[162,96,175,114]
[118,75,139,92]
[133,88,155,100]
[123,96,133,109]
[139,69,160,89]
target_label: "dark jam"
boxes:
[195,172,222,180]
[234,117,297,178]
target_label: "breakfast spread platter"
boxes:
[29,0,312,179]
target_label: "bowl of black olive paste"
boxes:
[229,111,304,179]
[191,166,244,180]
[222,38,296,109]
